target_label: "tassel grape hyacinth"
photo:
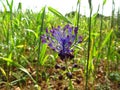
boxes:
[41,24,82,60]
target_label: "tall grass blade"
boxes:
[0,1,7,12]
[76,0,81,27]
[48,7,72,24]
[95,29,113,56]
[97,1,104,60]
[116,9,120,69]
[37,6,46,83]
[6,0,13,12]
[106,0,115,77]
[86,0,92,89]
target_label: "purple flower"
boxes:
[41,24,82,60]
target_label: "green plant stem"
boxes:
[75,1,80,42]
[69,79,74,90]
[86,0,92,90]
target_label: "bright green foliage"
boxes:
[0,0,120,89]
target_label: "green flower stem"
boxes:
[69,79,74,90]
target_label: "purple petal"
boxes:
[78,36,82,43]
[48,43,56,50]
[46,28,48,33]
[41,35,47,43]
[74,27,78,35]
[63,24,69,31]
[48,43,52,47]
[58,26,61,29]
[68,42,72,46]
[71,35,75,42]
[68,27,73,33]
[41,39,46,43]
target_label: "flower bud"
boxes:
[66,72,72,79]
[55,64,61,69]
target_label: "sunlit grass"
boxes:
[0,0,120,89]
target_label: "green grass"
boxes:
[0,0,120,89]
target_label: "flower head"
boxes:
[41,24,82,60]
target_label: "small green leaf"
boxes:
[16,45,24,48]
[0,67,6,77]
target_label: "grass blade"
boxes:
[37,6,46,83]
[39,44,48,65]
[0,56,36,84]
[48,7,72,24]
